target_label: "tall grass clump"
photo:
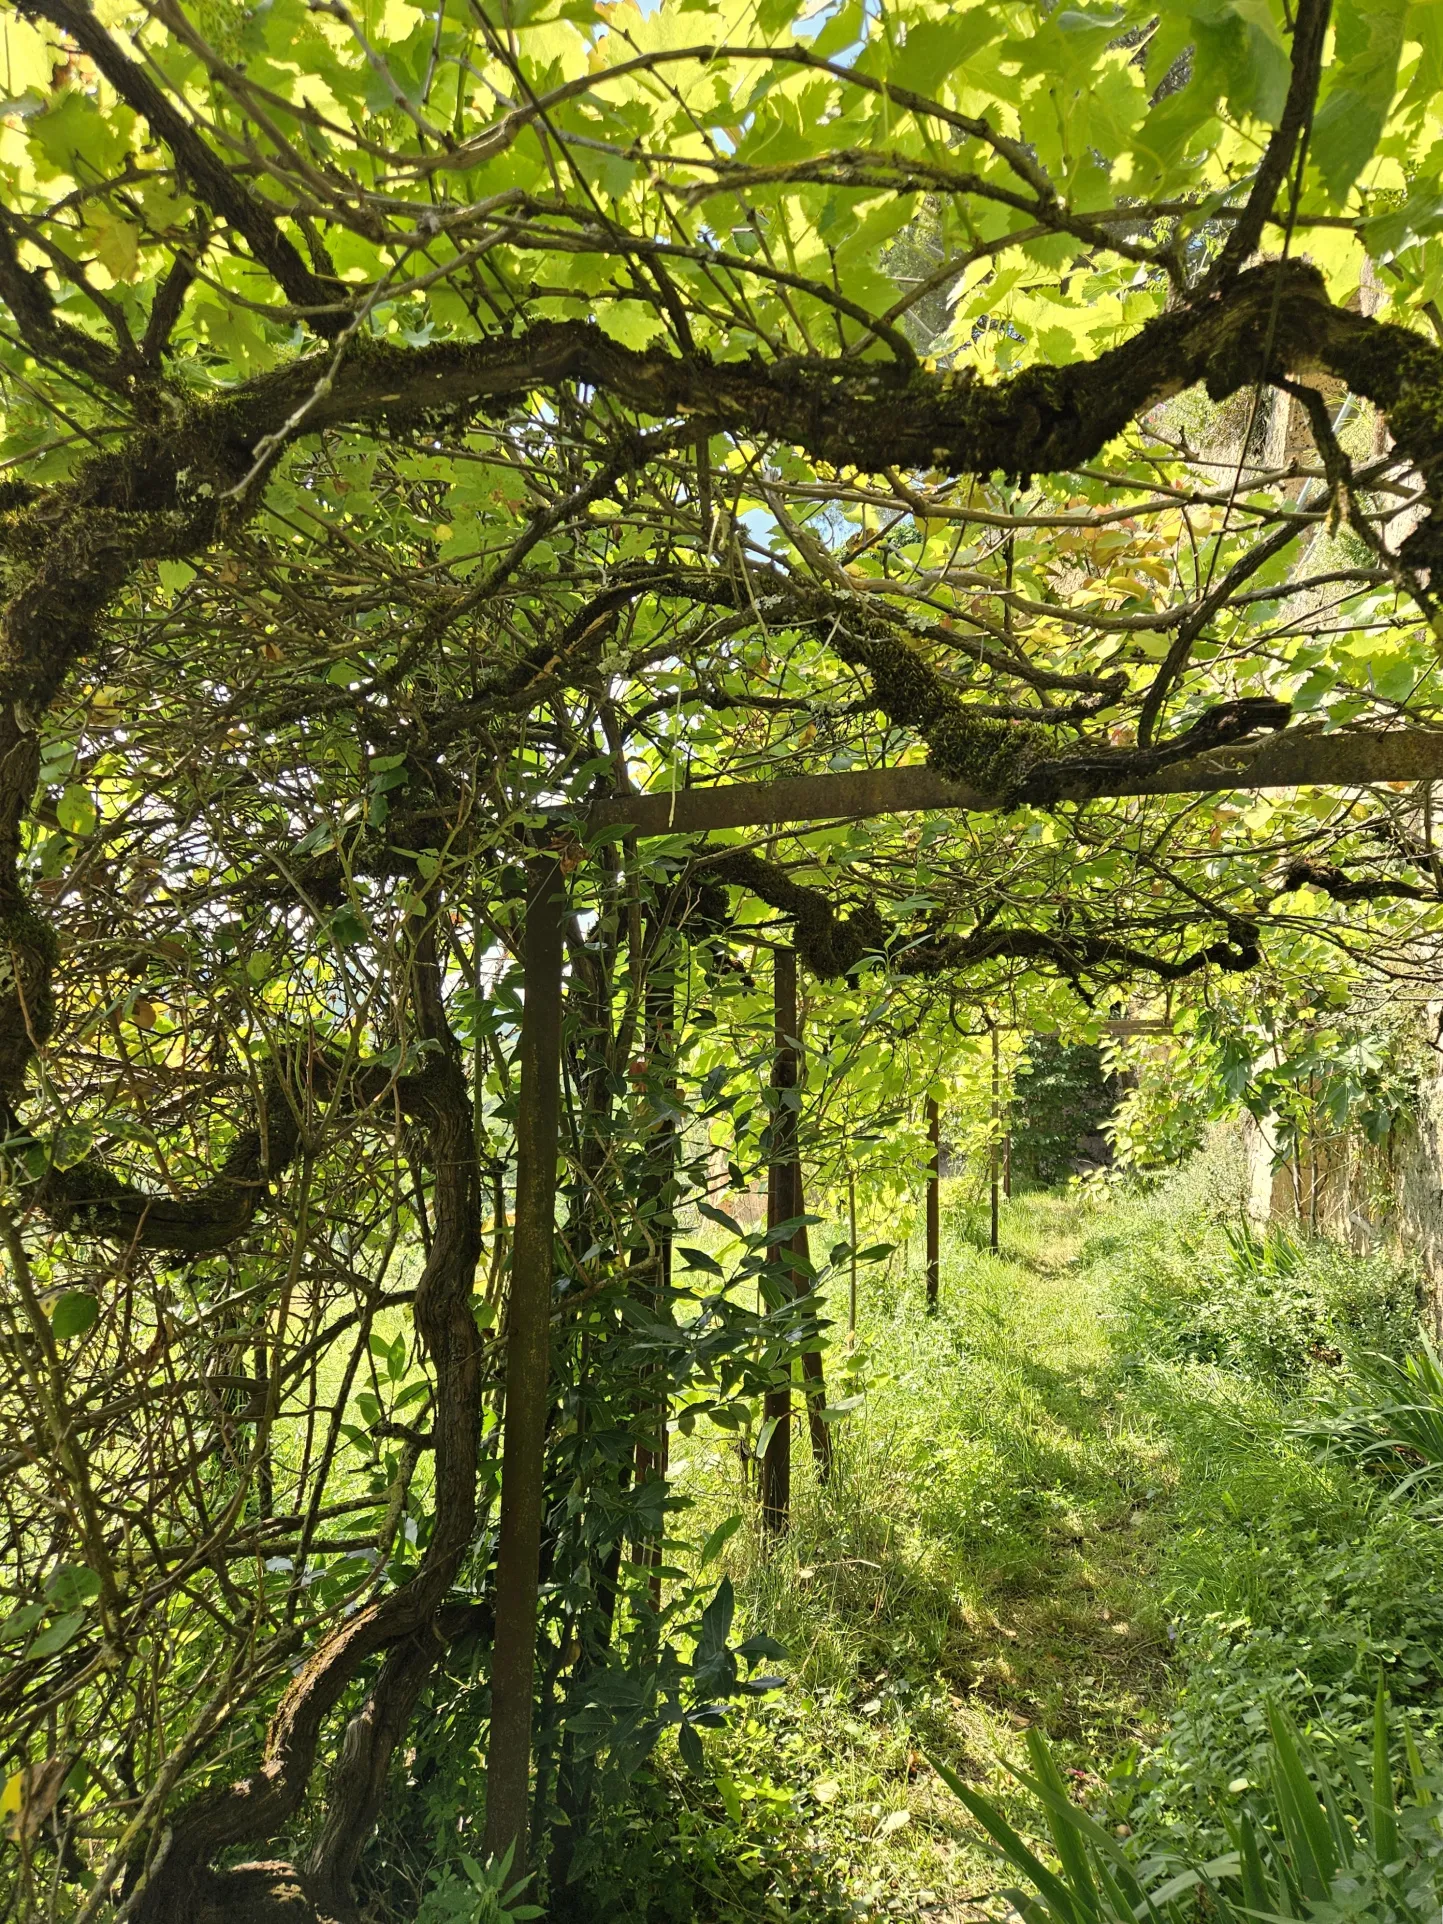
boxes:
[656,1164,1443,1918]
[1299,1340,1443,1510]
[936,1688,1443,1924]
[1094,1139,1419,1390]
[1054,1143,1441,1854]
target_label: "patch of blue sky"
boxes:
[625,0,872,67]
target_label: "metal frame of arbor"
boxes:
[482,729,1443,1866]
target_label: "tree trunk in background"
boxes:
[485,855,566,1871]
[925,1095,940,1309]
[760,947,797,1535]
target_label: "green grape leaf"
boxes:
[1312,0,1409,199]
[26,1611,85,1660]
[50,1292,98,1341]
[55,786,96,838]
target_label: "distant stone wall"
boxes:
[1239,1015,1443,1334]
[1240,1111,1288,1225]
[1394,1066,1443,1338]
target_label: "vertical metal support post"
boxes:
[847,1169,858,1345]
[793,1170,832,1483]
[633,947,677,1609]
[485,853,565,1870]
[254,1340,273,1518]
[760,946,797,1536]
[925,1095,940,1310]
[990,1023,1001,1256]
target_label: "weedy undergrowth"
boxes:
[416,1844,543,1924]
[1297,1339,1443,1510]
[934,1685,1443,1923]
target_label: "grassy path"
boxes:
[671,1191,1182,1919]
[659,1177,1433,1922]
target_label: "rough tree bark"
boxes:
[131,924,483,1924]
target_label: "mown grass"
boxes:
[646,1162,1437,1923]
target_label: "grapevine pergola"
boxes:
[7,0,1443,1915]
[493,719,1443,1856]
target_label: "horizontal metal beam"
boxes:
[1086,726,1443,802]
[589,764,990,836]
[588,729,1443,837]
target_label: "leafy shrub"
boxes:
[416,1847,542,1924]
[1012,1039,1116,1188]
[1109,1211,1419,1389]
[543,1761,853,1923]
[1086,1160,1436,1836]
[1297,1341,1443,1511]
[935,1691,1443,1923]
[1125,1379,1443,1826]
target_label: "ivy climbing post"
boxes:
[485,852,565,1870]
[633,932,679,1608]
[760,946,798,1535]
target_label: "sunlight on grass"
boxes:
[666,1187,1171,1917]
[657,1169,1435,1920]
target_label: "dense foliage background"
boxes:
[5,0,1443,1915]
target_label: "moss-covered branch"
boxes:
[2,254,1441,1112]
[33,1089,303,1254]
[706,847,1261,984]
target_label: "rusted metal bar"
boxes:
[990,1025,1001,1256]
[925,1096,940,1310]
[760,947,797,1536]
[587,732,1443,838]
[485,854,565,1871]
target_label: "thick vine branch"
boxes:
[1282,858,1438,903]
[34,1079,303,1253]
[2,256,1442,1120]
[705,846,1260,984]
[131,932,483,1924]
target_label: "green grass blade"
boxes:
[1403,1722,1431,1806]
[1024,1730,1100,1910]
[1098,1859,1179,1923]
[1234,1812,1292,1920]
[1371,1679,1400,1870]
[1265,1704,1338,1901]
[929,1753,1092,1924]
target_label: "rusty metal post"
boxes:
[484,854,565,1870]
[847,1169,858,1344]
[990,1024,1001,1255]
[760,947,797,1535]
[925,1095,940,1309]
